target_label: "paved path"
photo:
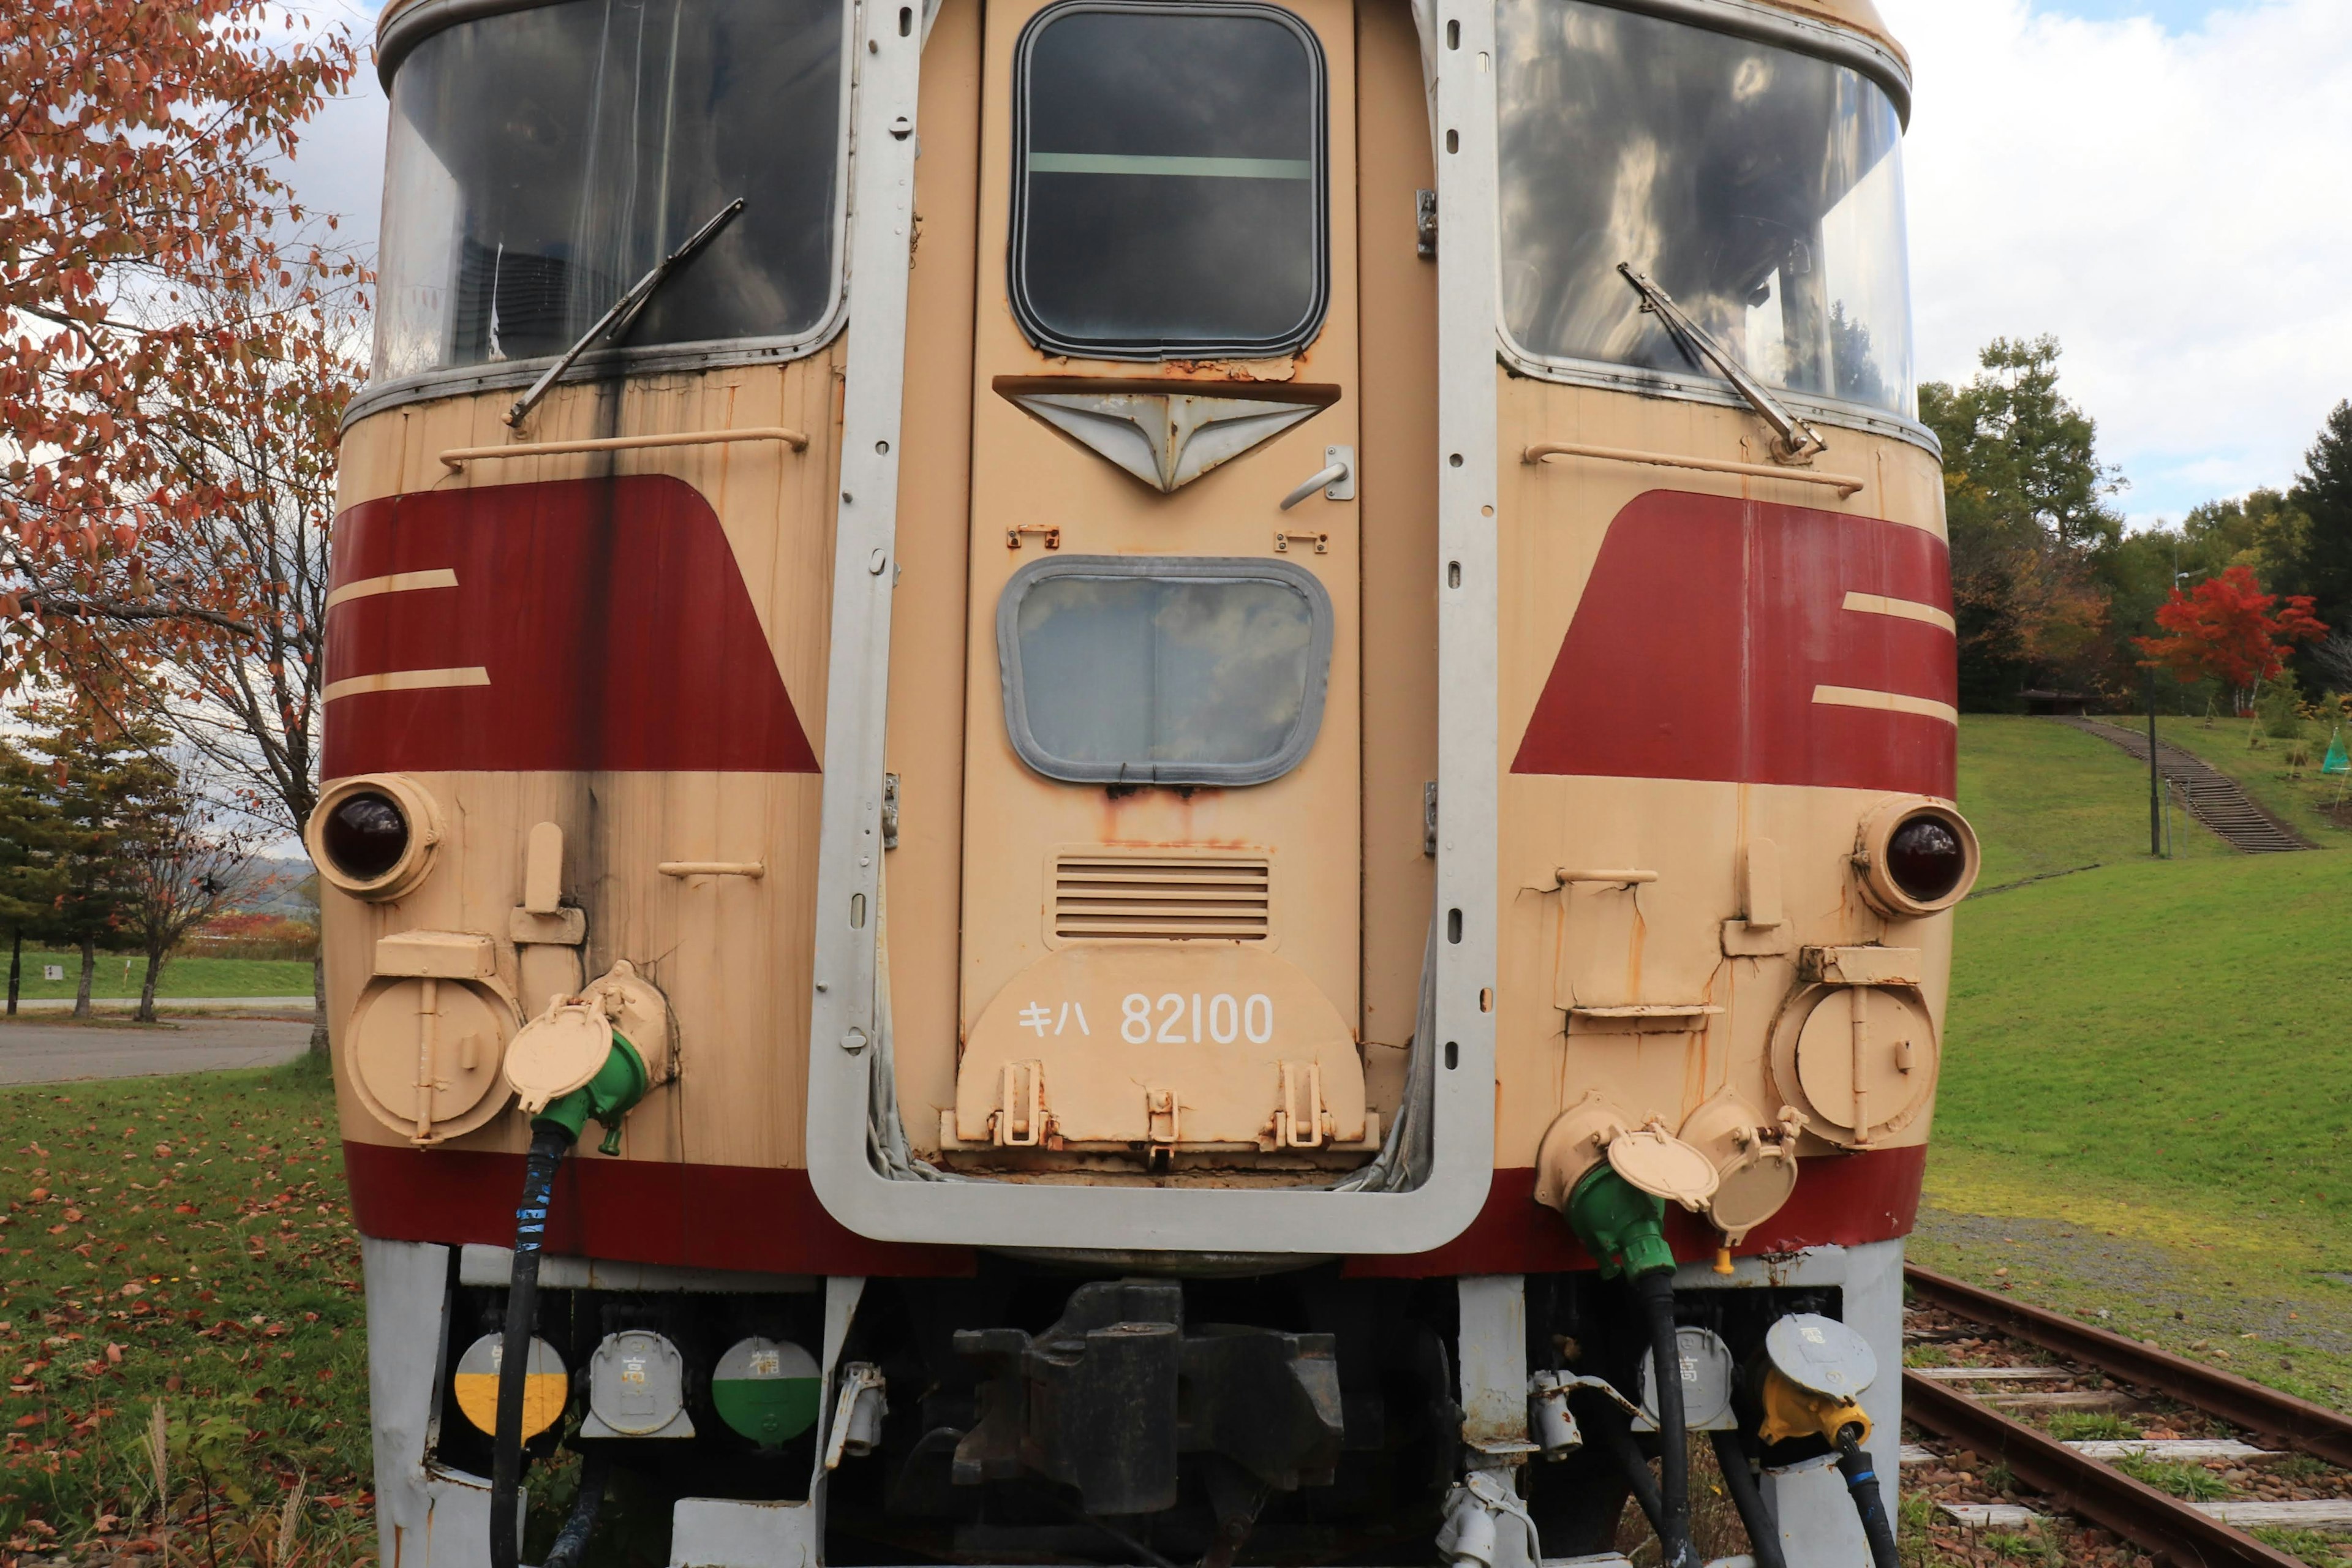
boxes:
[0,1017,312,1084]
[5,995,312,1014]
[2056,716,2316,853]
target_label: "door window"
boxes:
[1010,1,1329,360]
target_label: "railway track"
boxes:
[1901,1265,2352,1566]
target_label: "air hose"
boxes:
[1564,1167,1698,1568]
[1707,1431,1787,1568]
[488,1027,652,1568]
[1585,1392,1667,1540]
[1835,1425,1899,1568]
[491,1123,573,1568]
[540,1451,611,1568]
[1632,1270,1698,1568]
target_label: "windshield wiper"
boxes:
[1617,263,1826,462]
[506,197,747,429]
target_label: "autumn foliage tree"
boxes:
[3,0,360,1048]
[0,0,356,573]
[2135,565,2328,707]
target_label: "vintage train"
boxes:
[316,0,1968,1562]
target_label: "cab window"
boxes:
[374,0,848,386]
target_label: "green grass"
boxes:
[2110,1452,2228,1499]
[1920,718,2352,1411]
[1955,715,2229,889]
[1937,849,2352,1223]
[6,952,313,1004]
[2152,714,2352,846]
[0,1057,371,1562]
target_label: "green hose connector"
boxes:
[535,1031,651,1155]
[1567,1164,1675,1280]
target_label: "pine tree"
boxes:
[2290,401,2352,671]
[14,712,175,1018]
[0,742,66,1017]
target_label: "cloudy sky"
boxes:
[284,0,2349,529]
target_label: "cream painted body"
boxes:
[1494,375,1952,1174]
[326,0,1953,1223]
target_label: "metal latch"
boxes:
[1146,1087,1180,1149]
[1006,522,1061,551]
[1272,1061,1327,1149]
[994,1060,1049,1147]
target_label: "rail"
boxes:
[439,427,810,472]
[1905,1264,2352,1466]
[1902,1372,2305,1568]
[1521,441,1865,497]
[655,861,767,879]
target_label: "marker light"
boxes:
[323,792,410,882]
[303,774,444,900]
[1885,814,1966,903]
[1853,797,1979,919]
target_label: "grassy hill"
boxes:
[1920,716,2352,1411]
[1956,714,2230,886]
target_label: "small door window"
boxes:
[999,557,1333,785]
[1010,1,1329,361]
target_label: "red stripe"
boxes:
[1340,1146,1925,1278]
[342,1142,976,1278]
[344,1140,1919,1280]
[323,477,819,778]
[1512,491,1956,798]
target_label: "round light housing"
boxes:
[1853,797,1978,918]
[304,774,444,900]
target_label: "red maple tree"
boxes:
[2134,565,2327,699]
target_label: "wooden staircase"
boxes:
[2056,717,2315,854]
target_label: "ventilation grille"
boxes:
[1053,853,1272,942]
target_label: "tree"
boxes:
[0,742,66,1017]
[116,785,252,1023]
[4,200,366,1055]
[2135,565,2328,709]
[2290,401,2352,676]
[1922,337,2127,708]
[13,712,175,1018]
[0,0,356,571]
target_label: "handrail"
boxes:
[657,861,767,879]
[440,427,810,472]
[1523,441,1865,497]
[1555,869,1659,885]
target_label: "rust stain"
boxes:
[1624,903,1646,1000]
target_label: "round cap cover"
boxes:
[1764,1313,1879,1400]
[1607,1128,1721,1210]
[1707,1152,1801,1240]
[712,1336,822,1447]
[503,1001,611,1113]
[451,1333,568,1439]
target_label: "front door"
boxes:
[951,0,1366,1169]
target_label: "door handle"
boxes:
[1278,445,1355,510]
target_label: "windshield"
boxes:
[373,0,847,386]
[1496,0,1914,421]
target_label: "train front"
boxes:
[317,0,1963,1563]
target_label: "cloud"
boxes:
[1877,0,2352,522]
[273,0,388,254]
